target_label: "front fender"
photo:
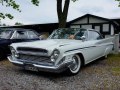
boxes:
[55,50,84,66]
[63,49,83,57]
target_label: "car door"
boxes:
[84,30,104,62]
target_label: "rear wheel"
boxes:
[68,54,81,75]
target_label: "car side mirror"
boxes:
[81,36,86,41]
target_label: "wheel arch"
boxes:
[76,53,85,66]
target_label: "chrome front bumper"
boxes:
[8,56,73,73]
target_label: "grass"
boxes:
[106,53,120,76]
[111,67,120,75]
[106,53,120,66]
[90,53,120,89]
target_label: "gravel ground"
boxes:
[0,54,120,90]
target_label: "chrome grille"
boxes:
[17,47,48,54]
[18,54,53,66]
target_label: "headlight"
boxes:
[50,49,60,62]
[10,47,19,58]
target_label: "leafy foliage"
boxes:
[116,0,120,6]
[0,0,20,20]
[31,0,39,6]
[15,22,23,25]
[72,0,77,2]
[0,0,40,20]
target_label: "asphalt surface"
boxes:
[0,56,120,90]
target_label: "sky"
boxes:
[0,0,120,25]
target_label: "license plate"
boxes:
[25,65,38,72]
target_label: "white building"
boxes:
[68,14,119,37]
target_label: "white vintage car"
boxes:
[8,28,114,75]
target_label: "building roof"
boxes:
[69,14,112,24]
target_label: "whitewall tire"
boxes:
[68,54,81,75]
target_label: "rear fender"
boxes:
[104,45,113,56]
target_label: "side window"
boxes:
[12,31,29,39]
[27,31,38,39]
[75,30,88,40]
[88,31,102,40]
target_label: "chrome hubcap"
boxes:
[70,56,79,71]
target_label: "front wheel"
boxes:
[68,54,81,75]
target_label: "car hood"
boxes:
[12,39,82,52]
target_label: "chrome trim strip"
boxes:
[33,61,72,70]
[65,43,114,53]
[8,56,23,65]
[65,46,96,53]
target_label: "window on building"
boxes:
[81,25,92,29]
[103,24,109,32]
[70,25,80,28]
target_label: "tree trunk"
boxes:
[57,0,70,28]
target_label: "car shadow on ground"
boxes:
[17,56,106,79]
[83,57,106,68]
[0,57,7,61]
[18,69,69,79]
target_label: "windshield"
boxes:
[0,30,13,39]
[49,28,87,40]
[12,30,39,39]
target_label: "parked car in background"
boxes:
[0,28,40,59]
[8,28,114,75]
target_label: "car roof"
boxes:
[57,28,87,31]
[56,28,101,33]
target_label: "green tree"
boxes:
[0,0,38,20]
[0,0,20,20]
[15,22,23,25]
[116,0,120,6]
